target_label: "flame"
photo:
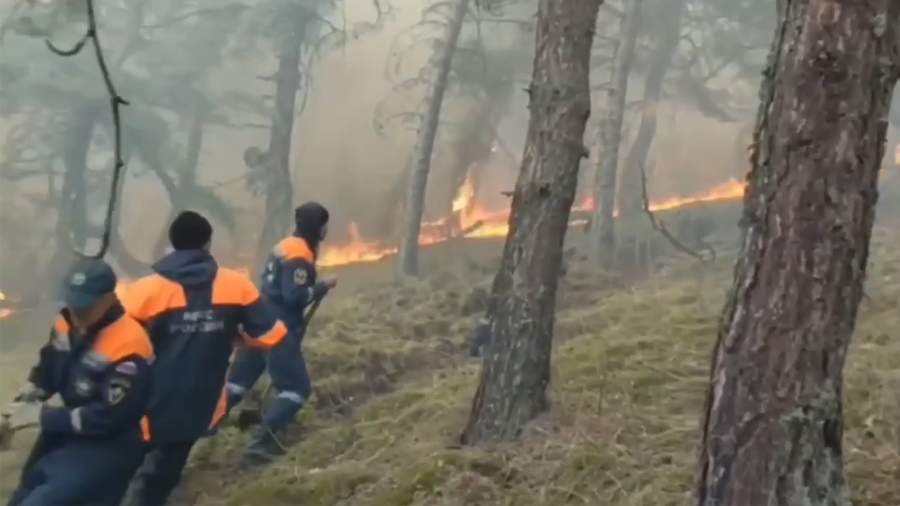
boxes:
[452,174,476,213]
[645,178,745,213]
[319,222,399,267]
[0,291,11,320]
[314,177,746,268]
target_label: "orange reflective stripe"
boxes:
[140,416,151,443]
[241,321,287,350]
[92,315,154,362]
[211,268,260,306]
[275,237,315,263]
[119,275,187,323]
[208,386,228,430]
[54,317,71,335]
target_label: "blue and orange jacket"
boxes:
[120,249,287,443]
[261,235,326,334]
[27,303,153,442]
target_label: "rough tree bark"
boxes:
[618,0,686,219]
[697,2,900,505]
[461,0,601,445]
[255,13,308,266]
[589,0,642,263]
[397,0,470,277]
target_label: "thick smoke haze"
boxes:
[6,0,895,293]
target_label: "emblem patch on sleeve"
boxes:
[115,361,139,376]
[107,377,131,405]
[294,268,308,285]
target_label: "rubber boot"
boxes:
[239,426,286,470]
[238,396,301,470]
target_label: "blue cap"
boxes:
[61,258,117,310]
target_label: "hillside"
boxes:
[183,228,899,505]
[2,213,899,505]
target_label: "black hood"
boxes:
[293,202,330,252]
[152,249,218,287]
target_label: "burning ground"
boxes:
[316,175,746,268]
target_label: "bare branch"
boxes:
[639,162,712,262]
[46,0,128,260]
[142,4,248,30]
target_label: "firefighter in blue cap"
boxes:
[4,258,154,506]
[224,202,337,468]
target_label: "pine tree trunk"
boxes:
[618,0,685,219]
[589,0,642,263]
[461,0,601,445]
[397,0,470,277]
[256,17,307,265]
[697,2,899,505]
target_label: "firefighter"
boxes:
[224,201,336,468]
[119,211,287,506]
[467,314,492,358]
[4,258,153,506]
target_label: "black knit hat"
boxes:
[294,202,329,250]
[169,211,213,250]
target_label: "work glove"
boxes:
[1,401,42,431]
[310,280,334,301]
[13,382,46,403]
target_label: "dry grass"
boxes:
[2,224,900,505]
[181,229,900,506]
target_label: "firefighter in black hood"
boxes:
[224,202,337,467]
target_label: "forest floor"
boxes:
[1,222,900,505]
[186,227,900,506]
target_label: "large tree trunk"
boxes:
[697,2,899,505]
[397,0,469,277]
[460,0,601,445]
[589,0,642,263]
[618,0,685,219]
[255,16,307,266]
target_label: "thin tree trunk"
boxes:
[152,99,209,259]
[461,0,601,445]
[397,0,470,277]
[256,16,307,266]
[589,0,642,263]
[51,103,101,275]
[697,2,900,505]
[618,0,685,219]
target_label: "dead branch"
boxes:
[46,0,128,259]
[639,162,713,262]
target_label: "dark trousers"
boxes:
[125,440,196,506]
[8,433,144,506]
[226,330,311,432]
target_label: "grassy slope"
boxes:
[182,229,899,506]
[1,222,899,505]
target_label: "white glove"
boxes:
[13,382,46,403]
[1,402,42,431]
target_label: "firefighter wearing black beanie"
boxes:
[168,210,213,250]
[119,209,288,506]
